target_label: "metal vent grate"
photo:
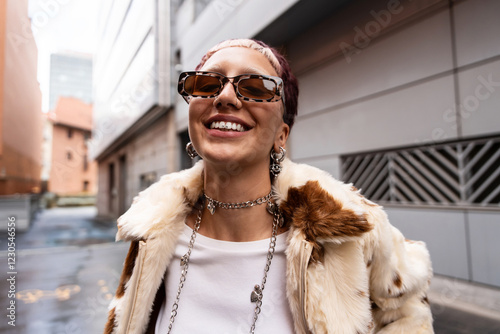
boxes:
[341,137,500,209]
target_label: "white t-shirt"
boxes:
[155,225,295,334]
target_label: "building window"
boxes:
[68,128,73,138]
[341,136,500,210]
[83,154,88,171]
[83,180,89,192]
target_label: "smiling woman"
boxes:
[104,39,434,334]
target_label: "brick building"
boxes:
[0,0,42,195]
[48,97,97,196]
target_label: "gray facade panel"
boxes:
[293,155,342,180]
[454,0,500,67]
[457,58,500,138]
[468,211,500,287]
[291,75,457,158]
[384,207,469,281]
[296,9,453,117]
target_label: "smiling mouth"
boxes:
[208,121,248,132]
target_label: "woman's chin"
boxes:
[201,149,263,168]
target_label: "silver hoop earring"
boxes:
[270,146,286,179]
[186,142,198,159]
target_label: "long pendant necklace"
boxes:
[166,194,282,334]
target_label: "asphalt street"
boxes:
[0,207,499,333]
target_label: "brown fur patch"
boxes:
[422,295,429,305]
[281,181,372,263]
[280,181,372,263]
[366,258,373,267]
[393,272,403,288]
[104,307,116,334]
[116,240,140,298]
[311,244,325,264]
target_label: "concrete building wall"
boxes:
[288,0,453,165]
[93,0,176,219]
[0,0,42,195]
[96,112,174,218]
[93,0,159,156]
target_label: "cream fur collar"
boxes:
[116,159,372,245]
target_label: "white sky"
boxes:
[28,0,102,112]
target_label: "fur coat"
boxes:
[104,159,434,334]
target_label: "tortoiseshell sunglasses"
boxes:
[177,71,284,104]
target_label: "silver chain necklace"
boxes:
[204,190,273,215]
[166,195,281,334]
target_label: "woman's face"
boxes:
[188,47,289,169]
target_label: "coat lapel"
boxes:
[276,160,374,333]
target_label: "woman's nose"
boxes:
[214,81,241,109]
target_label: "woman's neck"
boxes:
[191,160,276,242]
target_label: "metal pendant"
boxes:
[251,285,262,303]
[267,202,284,227]
[266,201,275,215]
[270,163,282,177]
[207,199,216,215]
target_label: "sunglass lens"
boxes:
[238,78,276,100]
[185,74,220,96]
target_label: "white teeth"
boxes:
[209,121,245,132]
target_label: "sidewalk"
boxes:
[0,206,117,251]
[429,274,500,320]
